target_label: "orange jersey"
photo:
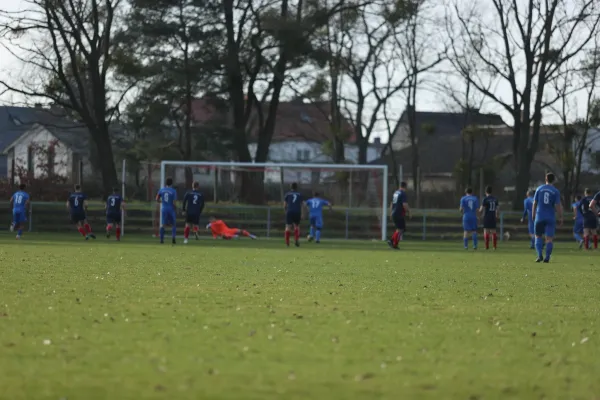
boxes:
[207,220,239,238]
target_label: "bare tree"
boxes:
[0,0,126,194]
[446,0,600,208]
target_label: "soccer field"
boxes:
[1,235,599,400]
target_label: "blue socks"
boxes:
[545,242,553,260]
[172,225,177,239]
[160,227,165,242]
[574,233,583,242]
[315,229,321,242]
[530,236,535,248]
[17,229,22,237]
[472,233,478,249]
[309,226,314,237]
[535,237,544,259]
[463,237,468,248]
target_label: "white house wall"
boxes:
[10,128,70,180]
[247,141,380,183]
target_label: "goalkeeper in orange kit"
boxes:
[206,216,257,240]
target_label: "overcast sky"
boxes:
[0,0,594,143]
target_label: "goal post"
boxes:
[159,161,389,240]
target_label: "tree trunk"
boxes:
[91,127,119,195]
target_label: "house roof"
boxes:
[395,108,506,138]
[190,97,357,144]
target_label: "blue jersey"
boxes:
[306,197,330,217]
[284,191,303,213]
[533,184,560,221]
[106,194,123,214]
[460,195,479,218]
[481,195,498,218]
[523,197,534,221]
[573,201,585,221]
[391,190,407,217]
[183,190,205,215]
[11,190,29,213]
[68,192,87,213]
[157,187,177,210]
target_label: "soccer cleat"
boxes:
[172,238,176,245]
[387,240,394,249]
[535,257,543,263]
[9,224,14,232]
[194,231,199,240]
[160,240,164,244]
[90,234,96,240]
[295,240,300,247]
[316,240,320,244]
[307,235,314,242]
[106,231,111,239]
[250,234,257,240]
[543,259,550,263]
[184,239,188,244]
[15,235,20,240]
[579,240,584,249]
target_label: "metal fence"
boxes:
[2,202,578,241]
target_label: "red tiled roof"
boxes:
[190,97,357,144]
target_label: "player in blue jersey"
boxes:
[572,194,584,248]
[156,177,178,244]
[532,173,563,263]
[459,187,479,250]
[577,189,597,250]
[105,188,125,241]
[479,185,499,250]
[66,184,96,240]
[284,182,303,247]
[305,192,332,243]
[182,181,205,244]
[520,189,535,249]
[388,181,410,250]
[10,183,30,240]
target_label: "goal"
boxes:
[158,161,389,240]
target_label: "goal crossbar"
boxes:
[159,160,389,240]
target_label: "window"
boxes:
[27,146,34,174]
[296,149,310,161]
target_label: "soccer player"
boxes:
[10,183,30,240]
[388,181,410,250]
[479,185,499,250]
[66,184,96,240]
[284,182,303,247]
[578,189,597,250]
[532,173,563,263]
[305,192,332,243]
[156,177,177,244]
[182,181,205,244]
[459,187,479,250]
[105,188,125,241]
[206,216,257,239]
[521,190,535,249]
[572,195,584,248]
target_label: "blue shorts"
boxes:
[309,215,323,228]
[286,211,301,225]
[574,220,584,233]
[462,217,477,231]
[161,209,176,226]
[528,220,535,235]
[106,212,121,225]
[535,219,556,237]
[12,211,26,225]
[70,212,87,224]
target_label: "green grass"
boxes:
[1,234,599,400]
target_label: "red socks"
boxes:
[285,230,290,245]
[84,223,92,234]
[294,227,300,242]
[594,235,598,249]
[106,224,112,233]
[184,226,190,239]
[484,233,490,249]
[78,227,86,237]
[193,226,199,233]
[391,231,400,247]
[585,236,590,249]
[116,227,121,240]
[492,233,497,249]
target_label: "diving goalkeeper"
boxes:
[206,216,257,240]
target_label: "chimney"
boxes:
[373,137,382,147]
[34,103,43,109]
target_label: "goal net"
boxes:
[157,161,389,240]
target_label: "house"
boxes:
[374,108,561,197]
[0,104,126,185]
[574,128,600,173]
[190,97,382,185]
